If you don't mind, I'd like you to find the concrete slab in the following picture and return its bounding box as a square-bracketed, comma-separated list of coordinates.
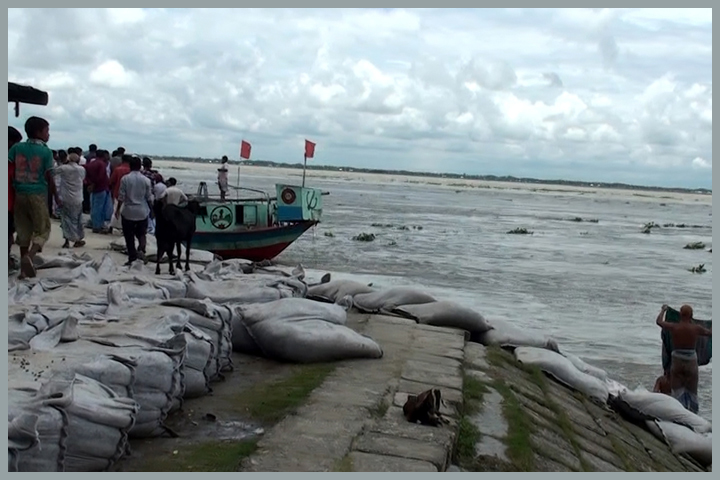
[474, 435, 508, 463]
[367, 314, 418, 327]
[581, 450, 624, 472]
[530, 428, 582, 471]
[353, 432, 449, 470]
[371, 406, 456, 447]
[470, 387, 508, 439]
[465, 369, 492, 383]
[397, 379, 463, 404]
[573, 434, 625, 470]
[513, 391, 557, 424]
[404, 359, 462, 378]
[503, 375, 546, 403]
[408, 352, 463, 368]
[534, 453, 574, 472]
[400, 365, 463, 391]
[348, 451, 438, 472]
[571, 421, 615, 454]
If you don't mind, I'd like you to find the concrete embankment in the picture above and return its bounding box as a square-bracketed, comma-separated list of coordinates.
[110, 311, 707, 473]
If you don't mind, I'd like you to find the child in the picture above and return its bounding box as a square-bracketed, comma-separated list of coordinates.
[9, 116, 60, 279]
[218, 155, 229, 200]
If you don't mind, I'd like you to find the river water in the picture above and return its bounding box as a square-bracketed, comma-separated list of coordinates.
[160, 161, 713, 420]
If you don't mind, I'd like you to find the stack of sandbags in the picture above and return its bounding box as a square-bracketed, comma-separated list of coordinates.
[347, 287, 437, 313]
[232, 298, 384, 363]
[391, 300, 492, 335]
[184, 271, 307, 305]
[478, 318, 560, 352]
[8, 372, 138, 472]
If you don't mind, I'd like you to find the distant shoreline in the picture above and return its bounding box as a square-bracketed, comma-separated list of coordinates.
[153, 159, 712, 205]
[147, 156, 711, 195]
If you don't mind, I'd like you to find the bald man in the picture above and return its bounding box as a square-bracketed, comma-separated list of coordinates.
[655, 304, 712, 413]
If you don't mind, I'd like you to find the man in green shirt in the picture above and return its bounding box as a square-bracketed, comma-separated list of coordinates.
[8, 116, 61, 279]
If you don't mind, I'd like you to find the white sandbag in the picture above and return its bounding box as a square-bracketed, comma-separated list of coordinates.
[479, 319, 560, 352]
[562, 352, 608, 381]
[233, 298, 382, 363]
[185, 272, 305, 304]
[110, 236, 217, 264]
[8, 413, 40, 472]
[249, 319, 383, 363]
[646, 420, 712, 467]
[617, 389, 712, 434]
[9, 373, 138, 472]
[392, 301, 491, 334]
[514, 347, 609, 404]
[231, 298, 348, 356]
[350, 287, 437, 313]
[33, 251, 94, 270]
[307, 279, 376, 303]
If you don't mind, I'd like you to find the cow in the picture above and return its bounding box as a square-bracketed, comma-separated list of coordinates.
[153, 198, 202, 275]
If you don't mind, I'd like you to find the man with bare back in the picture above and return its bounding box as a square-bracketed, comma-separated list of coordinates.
[655, 304, 712, 413]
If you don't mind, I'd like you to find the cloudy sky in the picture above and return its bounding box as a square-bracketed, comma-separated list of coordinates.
[7, 8, 712, 188]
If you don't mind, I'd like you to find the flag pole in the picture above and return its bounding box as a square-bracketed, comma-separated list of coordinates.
[302, 154, 307, 188]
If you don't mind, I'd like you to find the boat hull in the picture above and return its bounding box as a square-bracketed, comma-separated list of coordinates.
[191, 220, 317, 262]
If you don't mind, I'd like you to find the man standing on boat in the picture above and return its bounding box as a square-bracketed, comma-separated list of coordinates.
[115, 156, 153, 266]
[9, 116, 61, 279]
[218, 155, 229, 200]
[655, 304, 712, 413]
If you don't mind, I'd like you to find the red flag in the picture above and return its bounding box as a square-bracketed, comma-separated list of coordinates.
[304, 139, 316, 159]
[240, 140, 252, 160]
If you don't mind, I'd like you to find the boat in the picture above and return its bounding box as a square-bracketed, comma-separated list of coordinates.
[190, 181, 327, 262]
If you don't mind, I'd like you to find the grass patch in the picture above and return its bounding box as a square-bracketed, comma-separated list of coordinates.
[492, 381, 536, 471]
[453, 373, 489, 468]
[332, 455, 354, 472]
[232, 364, 335, 424]
[138, 439, 259, 472]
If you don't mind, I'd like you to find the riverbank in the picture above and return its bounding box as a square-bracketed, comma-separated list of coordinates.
[152, 159, 712, 206]
[9, 225, 710, 472]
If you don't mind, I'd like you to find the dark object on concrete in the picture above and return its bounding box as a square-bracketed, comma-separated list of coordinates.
[8, 82, 49, 117]
[403, 389, 449, 427]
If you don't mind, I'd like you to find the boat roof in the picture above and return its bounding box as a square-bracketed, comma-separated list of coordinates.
[8, 82, 49, 106]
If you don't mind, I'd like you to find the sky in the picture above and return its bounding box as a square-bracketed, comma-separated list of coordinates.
[7, 8, 713, 189]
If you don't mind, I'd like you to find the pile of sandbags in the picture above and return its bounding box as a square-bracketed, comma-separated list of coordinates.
[8, 372, 138, 472]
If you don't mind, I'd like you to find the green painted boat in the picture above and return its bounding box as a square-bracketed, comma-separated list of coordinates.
[190, 181, 326, 261]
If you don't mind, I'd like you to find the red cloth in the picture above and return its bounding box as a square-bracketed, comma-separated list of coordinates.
[9, 162, 15, 212]
[109, 163, 130, 199]
[85, 158, 110, 193]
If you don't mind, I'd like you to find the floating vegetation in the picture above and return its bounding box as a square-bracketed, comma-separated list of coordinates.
[397, 225, 410, 231]
[587, 218, 599, 223]
[371, 223, 394, 228]
[579, 231, 589, 236]
[663, 223, 706, 229]
[507, 228, 533, 235]
[352, 233, 376, 242]
[387, 240, 397, 246]
[689, 264, 706, 274]
[570, 217, 583, 222]
[684, 242, 706, 250]
[641, 222, 661, 234]
[323, 231, 335, 238]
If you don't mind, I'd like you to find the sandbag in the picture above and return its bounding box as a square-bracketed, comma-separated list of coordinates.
[233, 298, 382, 363]
[478, 319, 560, 352]
[562, 352, 608, 381]
[8, 413, 40, 472]
[646, 420, 712, 467]
[9, 373, 138, 472]
[616, 389, 712, 434]
[350, 287, 437, 313]
[307, 279, 375, 303]
[514, 347, 609, 404]
[185, 273, 303, 304]
[248, 318, 384, 363]
[33, 251, 94, 270]
[392, 300, 491, 334]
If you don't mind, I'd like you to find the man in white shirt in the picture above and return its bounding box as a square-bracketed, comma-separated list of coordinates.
[55, 153, 87, 248]
[160, 177, 188, 207]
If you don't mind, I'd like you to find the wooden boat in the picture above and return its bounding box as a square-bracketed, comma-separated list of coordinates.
[190, 182, 326, 261]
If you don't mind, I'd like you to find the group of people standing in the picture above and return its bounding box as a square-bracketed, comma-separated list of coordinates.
[9, 116, 188, 278]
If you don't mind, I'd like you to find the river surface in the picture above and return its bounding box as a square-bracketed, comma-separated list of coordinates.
[159, 161, 713, 420]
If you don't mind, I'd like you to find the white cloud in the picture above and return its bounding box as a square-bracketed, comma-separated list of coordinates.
[7, 8, 712, 188]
